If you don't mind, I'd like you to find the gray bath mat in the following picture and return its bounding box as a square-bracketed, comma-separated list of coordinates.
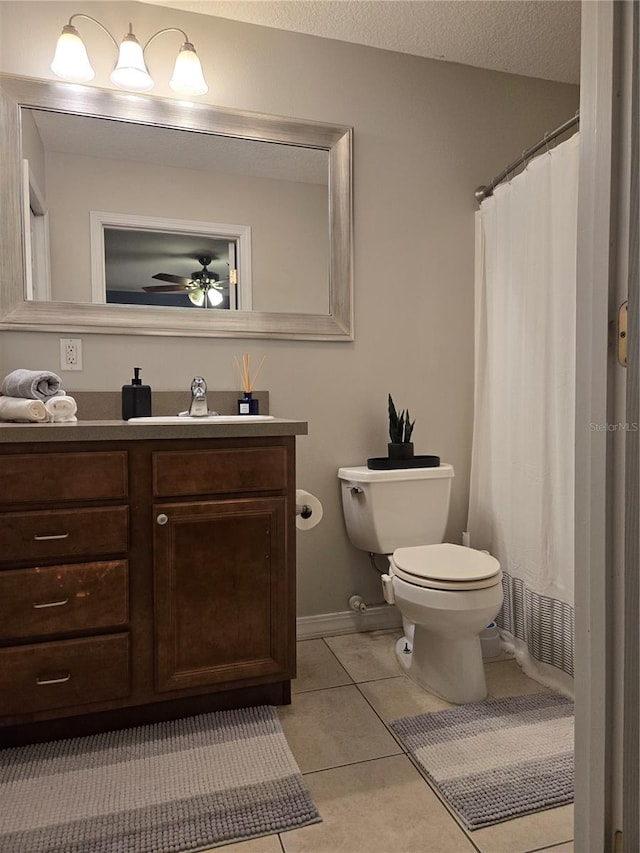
[391, 692, 574, 829]
[0, 705, 320, 852]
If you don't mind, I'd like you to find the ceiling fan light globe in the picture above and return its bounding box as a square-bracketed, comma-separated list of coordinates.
[187, 288, 205, 307]
[207, 288, 224, 307]
[169, 43, 208, 97]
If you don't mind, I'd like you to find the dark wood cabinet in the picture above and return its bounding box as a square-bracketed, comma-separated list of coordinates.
[0, 633, 131, 716]
[0, 559, 129, 640]
[0, 434, 297, 745]
[154, 496, 291, 692]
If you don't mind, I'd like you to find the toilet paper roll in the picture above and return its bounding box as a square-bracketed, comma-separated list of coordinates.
[295, 489, 323, 531]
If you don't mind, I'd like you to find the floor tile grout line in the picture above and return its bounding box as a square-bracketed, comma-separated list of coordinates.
[291, 679, 408, 702]
[352, 673, 407, 686]
[319, 636, 358, 683]
[400, 748, 484, 853]
[352, 679, 410, 753]
[357, 677, 574, 853]
[292, 680, 354, 696]
[349, 673, 486, 851]
[525, 840, 574, 852]
[292, 672, 404, 695]
[423, 765, 571, 853]
[310, 636, 495, 849]
[299, 750, 406, 778]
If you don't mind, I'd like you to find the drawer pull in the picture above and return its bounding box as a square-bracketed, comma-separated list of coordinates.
[33, 598, 69, 610]
[33, 533, 70, 541]
[36, 672, 71, 686]
[156, 513, 169, 526]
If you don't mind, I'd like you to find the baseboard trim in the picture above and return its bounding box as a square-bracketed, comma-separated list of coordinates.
[296, 604, 402, 640]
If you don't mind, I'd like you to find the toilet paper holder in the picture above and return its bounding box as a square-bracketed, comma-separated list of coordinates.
[295, 489, 323, 530]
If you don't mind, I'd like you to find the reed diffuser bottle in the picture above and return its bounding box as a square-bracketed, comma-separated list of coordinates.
[234, 353, 265, 415]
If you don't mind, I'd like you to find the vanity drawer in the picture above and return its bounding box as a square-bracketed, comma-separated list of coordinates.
[0, 451, 128, 506]
[0, 560, 129, 640]
[0, 633, 130, 716]
[0, 506, 129, 563]
[153, 446, 288, 497]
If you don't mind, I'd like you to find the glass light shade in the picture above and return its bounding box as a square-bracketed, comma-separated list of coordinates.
[187, 289, 205, 307]
[207, 288, 224, 307]
[110, 33, 154, 92]
[169, 43, 208, 96]
[50, 25, 95, 83]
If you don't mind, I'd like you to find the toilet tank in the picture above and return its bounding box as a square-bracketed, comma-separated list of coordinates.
[338, 464, 454, 554]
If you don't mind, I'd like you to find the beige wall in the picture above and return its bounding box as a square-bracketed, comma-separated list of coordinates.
[0, 1, 579, 619]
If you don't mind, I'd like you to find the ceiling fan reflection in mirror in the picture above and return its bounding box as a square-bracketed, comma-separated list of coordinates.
[144, 255, 230, 308]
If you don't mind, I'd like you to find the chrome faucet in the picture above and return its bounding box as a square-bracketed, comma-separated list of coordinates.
[177, 377, 219, 417]
[189, 376, 209, 417]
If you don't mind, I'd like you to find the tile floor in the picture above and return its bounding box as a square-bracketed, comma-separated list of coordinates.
[219, 630, 574, 853]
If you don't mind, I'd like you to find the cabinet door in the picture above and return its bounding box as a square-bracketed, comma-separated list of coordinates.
[154, 497, 293, 693]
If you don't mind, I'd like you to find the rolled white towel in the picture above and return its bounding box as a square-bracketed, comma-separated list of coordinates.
[0, 395, 52, 422]
[1, 368, 63, 401]
[44, 395, 78, 423]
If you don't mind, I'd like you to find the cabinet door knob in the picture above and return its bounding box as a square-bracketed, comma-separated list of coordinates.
[156, 513, 169, 525]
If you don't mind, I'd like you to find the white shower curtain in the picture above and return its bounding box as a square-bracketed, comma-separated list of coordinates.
[468, 133, 579, 697]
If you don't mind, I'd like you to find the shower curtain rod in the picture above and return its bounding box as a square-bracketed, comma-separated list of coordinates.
[474, 112, 580, 203]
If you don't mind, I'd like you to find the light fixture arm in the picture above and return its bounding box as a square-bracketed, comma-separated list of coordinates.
[66, 13, 119, 51]
[143, 27, 191, 53]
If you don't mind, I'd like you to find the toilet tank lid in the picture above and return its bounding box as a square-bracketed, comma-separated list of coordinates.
[338, 463, 454, 483]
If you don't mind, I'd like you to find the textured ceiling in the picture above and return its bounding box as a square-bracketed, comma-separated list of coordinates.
[142, 0, 581, 84]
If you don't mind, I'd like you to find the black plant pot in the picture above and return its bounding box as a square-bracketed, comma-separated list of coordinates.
[388, 442, 414, 460]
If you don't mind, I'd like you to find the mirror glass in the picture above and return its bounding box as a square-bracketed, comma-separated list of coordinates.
[0, 76, 352, 340]
[23, 108, 329, 314]
[104, 228, 239, 310]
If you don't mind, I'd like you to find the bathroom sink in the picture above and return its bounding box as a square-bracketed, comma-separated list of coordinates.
[127, 415, 275, 424]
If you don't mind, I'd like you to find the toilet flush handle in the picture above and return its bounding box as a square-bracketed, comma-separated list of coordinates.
[381, 574, 395, 604]
[347, 482, 363, 495]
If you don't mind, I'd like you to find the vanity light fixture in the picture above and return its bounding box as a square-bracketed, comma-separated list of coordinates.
[50, 15, 208, 96]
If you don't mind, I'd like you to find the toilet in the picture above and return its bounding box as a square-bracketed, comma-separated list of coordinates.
[338, 464, 503, 704]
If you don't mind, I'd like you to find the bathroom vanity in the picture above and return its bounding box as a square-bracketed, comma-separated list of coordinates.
[0, 418, 307, 745]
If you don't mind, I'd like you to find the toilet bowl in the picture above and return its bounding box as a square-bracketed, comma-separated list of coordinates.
[338, 465, 504, 704]
[382, 543, 503, 703]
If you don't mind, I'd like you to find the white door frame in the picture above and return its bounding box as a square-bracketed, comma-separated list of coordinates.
[620, 1, 640, 848]
[575, 1, 637, 849]
[89, 211, 253, 310]
[21, 159, 51, 302]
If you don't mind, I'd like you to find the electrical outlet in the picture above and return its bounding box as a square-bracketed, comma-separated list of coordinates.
[60, 338, 83, 371]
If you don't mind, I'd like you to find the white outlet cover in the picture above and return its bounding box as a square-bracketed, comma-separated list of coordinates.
[60, 338, 83, 371]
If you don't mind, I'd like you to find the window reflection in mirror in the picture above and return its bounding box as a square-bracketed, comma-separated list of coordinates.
[88, 213, 253, 310]
[103, 227, 238, 309]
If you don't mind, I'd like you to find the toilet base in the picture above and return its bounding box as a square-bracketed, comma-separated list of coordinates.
[395, 627, 488, 704]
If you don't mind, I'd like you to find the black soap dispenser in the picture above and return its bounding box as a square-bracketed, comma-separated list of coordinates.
[122, 367, 152, 420]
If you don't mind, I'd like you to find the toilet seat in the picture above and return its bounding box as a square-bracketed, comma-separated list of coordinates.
[391, 543, 502, 591]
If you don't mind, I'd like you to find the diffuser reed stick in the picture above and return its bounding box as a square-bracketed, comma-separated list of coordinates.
[234, 353, 266, 393]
